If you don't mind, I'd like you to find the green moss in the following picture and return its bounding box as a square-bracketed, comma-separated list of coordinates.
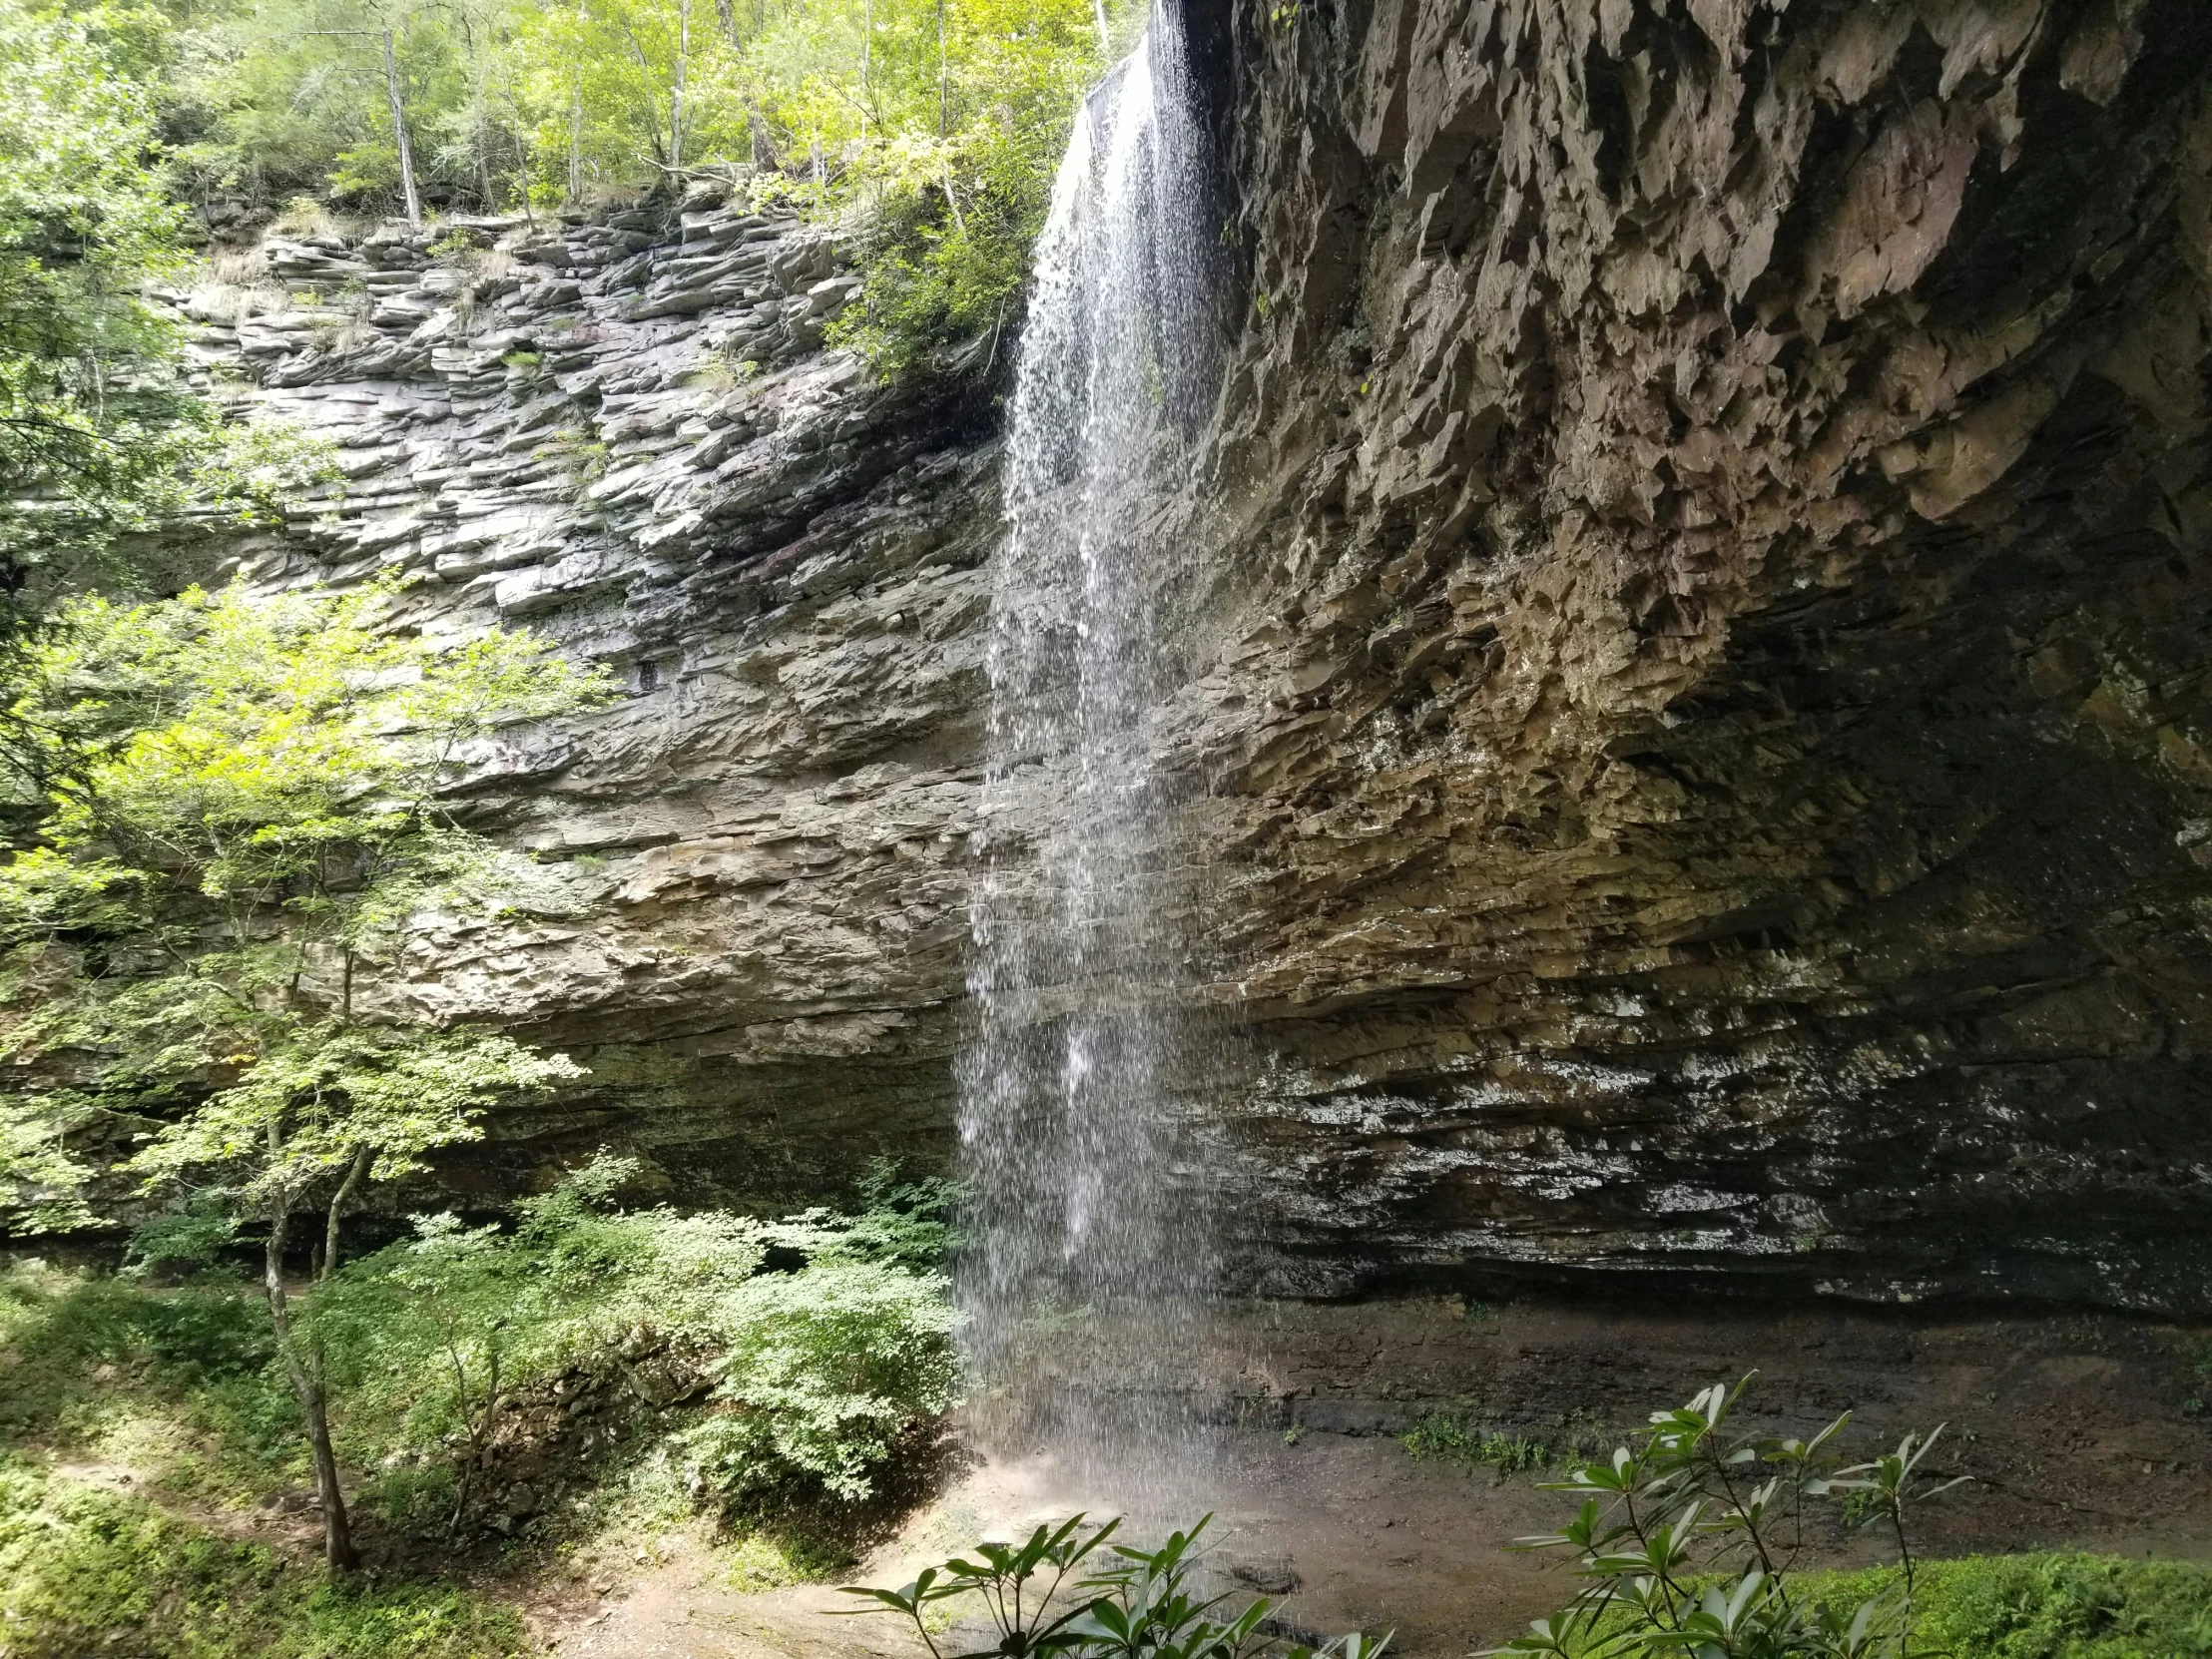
[0, 1460, 532, 1659]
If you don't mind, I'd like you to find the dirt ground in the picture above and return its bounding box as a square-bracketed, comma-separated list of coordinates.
[535, 1293, 2212, 1659]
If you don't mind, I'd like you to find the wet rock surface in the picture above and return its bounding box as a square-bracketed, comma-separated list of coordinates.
[216, 0, 2212, 1311]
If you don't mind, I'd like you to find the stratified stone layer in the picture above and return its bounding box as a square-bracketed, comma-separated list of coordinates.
[198, 198, 997, 1208]
[1186, 0, 2212, 1307]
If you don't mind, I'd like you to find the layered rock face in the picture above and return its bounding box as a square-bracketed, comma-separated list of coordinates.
[199, 200, 999, 1208]
[219, 0, 2212, 1310]
[1188, 0, 2212, 1307]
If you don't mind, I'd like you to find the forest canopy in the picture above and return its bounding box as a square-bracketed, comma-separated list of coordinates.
[163, 0, 1120, 221]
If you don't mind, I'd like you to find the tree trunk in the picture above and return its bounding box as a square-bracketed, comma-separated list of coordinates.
[322, 1146, 372, 1280]
[382, 29, 423, 229]
[747, 102, 777, 170]
[936, 0, 947, 137]
[671, 0, 689, 172]
[267, 1203, 358, 1573]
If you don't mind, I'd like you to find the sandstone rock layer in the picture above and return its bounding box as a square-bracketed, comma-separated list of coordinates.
[1192, 0, 2212, 1308]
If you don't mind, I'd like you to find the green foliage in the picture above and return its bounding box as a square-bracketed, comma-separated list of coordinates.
[1398, 1413, 1549, 1476]
[160, 0, 1127, 372]
[0, 577, 615, 1237]
[304, 1154, 960, 1531]
[842, 1512, 1387, 1659]
[0, 1095, 103, 1233]
[1495, 1377, 1966, 1659]
[0, 1258, 291, 1476]
[0, 0, 327, 596]
[815, 0, 1113, 375]
[167, 0, 1121, 215]
[1791, 1553, 2212, 1659]
[0, 1456, 534, 1659]
[0, 577, 611, 1567]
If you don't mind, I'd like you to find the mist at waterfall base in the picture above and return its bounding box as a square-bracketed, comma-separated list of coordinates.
[954, 7, 1230, 1518]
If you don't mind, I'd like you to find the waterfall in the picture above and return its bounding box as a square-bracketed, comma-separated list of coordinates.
[956, 7, 1222, 1511]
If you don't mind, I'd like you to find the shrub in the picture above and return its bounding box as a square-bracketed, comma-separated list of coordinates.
[842, 1513, 1386, 1659]
[305, 1156, 959, 1534]
[1496, 1376, 1963, 1658]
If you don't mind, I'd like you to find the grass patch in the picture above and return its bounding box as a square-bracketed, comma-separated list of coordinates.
[0, 1260, 300, 1496]
[1801, 1554, 2212, 1659]
[1557, 1556, 2212, 1658]
[0, 1458, 532, 1659]
[1398, 1411, 1550, 1476]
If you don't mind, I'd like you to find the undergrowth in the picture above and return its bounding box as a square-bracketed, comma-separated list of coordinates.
[0, 1458, 530, 1659]
[1398, 1411, 1551, 1476]
[0, 1261, 301, 1499]
[304, 1154, 959, 1540]
[1799, 1554, 2212, 1659]
[0, 1159, 959, 1647]
[1561, 1555, 2212, 1659]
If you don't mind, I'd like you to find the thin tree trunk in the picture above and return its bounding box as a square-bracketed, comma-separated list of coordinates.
[621, 27, 669, 165]
[267, 1200, 358, 1572]
[671, 0, 690, 172]
[859, 0, 871, 139]
[515, 118, 536, 223]
[936, 0, 947, 136]
[322, 1146, 372, 1279]
[382, 29, 423, 229]
[569, 80, 585, 201]
[716, 0, 736, 45]
[1091, 0, 1108, 54]
[569, 0, 587, 202]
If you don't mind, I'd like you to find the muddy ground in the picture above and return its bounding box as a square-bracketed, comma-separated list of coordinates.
[541, 1293, 2212, 1658]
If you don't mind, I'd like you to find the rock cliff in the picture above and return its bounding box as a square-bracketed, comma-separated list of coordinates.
[214, 0, 2212, 1311]
[1192, 0, 2212, 1309]
[193, 198, 999, 1208]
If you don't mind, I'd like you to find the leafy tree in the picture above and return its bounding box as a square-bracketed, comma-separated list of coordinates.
[163, 0, 1123, 370]
[0, 0, 324, 602]
[0, 577, 615, 1571]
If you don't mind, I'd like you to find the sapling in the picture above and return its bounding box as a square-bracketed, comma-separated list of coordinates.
[1494, 1375, 1967, 1659]
[0, 578, 613, 1570]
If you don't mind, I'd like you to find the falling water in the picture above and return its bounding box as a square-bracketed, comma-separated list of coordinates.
[956, 7, 1222, 1512]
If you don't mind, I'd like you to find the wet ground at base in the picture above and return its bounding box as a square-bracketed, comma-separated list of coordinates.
[538, 1294, 2212, 1659]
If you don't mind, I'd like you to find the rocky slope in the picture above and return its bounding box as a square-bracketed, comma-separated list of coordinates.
[215, 0, 2212, 1311]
